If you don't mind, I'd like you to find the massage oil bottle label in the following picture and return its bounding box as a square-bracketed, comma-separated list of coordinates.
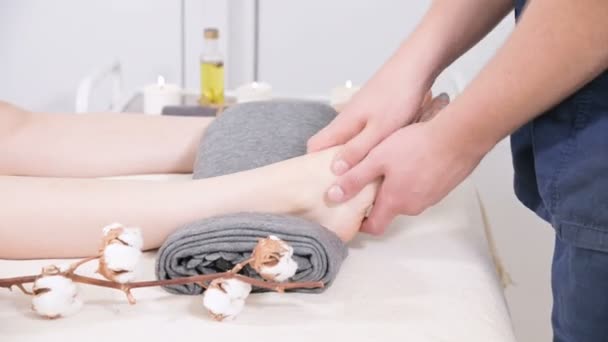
[200, 61, 224, 105]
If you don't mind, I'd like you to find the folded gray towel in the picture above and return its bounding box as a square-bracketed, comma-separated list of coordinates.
[155, 212, 348, 294]
[156, 100, 347, 294]
[161, 105, 219, 117]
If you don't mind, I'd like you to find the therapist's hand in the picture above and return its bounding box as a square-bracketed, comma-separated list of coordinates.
[326, 113, 485, 235]
[307, 62, 432, 175]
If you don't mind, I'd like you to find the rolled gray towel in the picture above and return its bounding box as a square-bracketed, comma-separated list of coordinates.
[155, 212, 347, 294]
[156, 100, 347, 294]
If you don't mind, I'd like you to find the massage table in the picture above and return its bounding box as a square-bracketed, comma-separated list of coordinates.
[0, 175, 516, 341]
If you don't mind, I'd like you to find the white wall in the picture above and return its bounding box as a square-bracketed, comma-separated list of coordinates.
[0, 0, 183, 112]
[257, 0, 427, 97]
[248, 1, 554, 341]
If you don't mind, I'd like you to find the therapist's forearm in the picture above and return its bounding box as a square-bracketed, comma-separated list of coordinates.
[433, 0, 608, 154]
[385, 0, 513, 86]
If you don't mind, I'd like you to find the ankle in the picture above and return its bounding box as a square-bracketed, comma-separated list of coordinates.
[294, 148, 341, 213]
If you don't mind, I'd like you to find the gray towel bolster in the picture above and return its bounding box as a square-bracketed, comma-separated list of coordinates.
[194, 100, 338, 178]
[156, 212, 348, 294]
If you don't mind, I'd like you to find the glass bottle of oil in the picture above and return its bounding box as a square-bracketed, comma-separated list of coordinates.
[200, 28, 224, 105]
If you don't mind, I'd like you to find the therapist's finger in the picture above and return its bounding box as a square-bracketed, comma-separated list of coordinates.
[412, 90, 434, 122]
[360, 188, 397, 235]
[421, 90, 433, 108]
[327, 151, 383, 203]
[418, 93, 450, 122]
[330, 122, 388, 176]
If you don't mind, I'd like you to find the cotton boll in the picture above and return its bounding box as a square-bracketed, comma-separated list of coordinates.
[32, 291, 83, 319]
[98, 223, 143, 283]
[116, 227, 143, 250]
[102, 223, 143, 250]
[221, 278, 252, 299]
[259, 252, 298, 282]
[99, 244, 141, 283]
[33, 275, 77, 298]
[104, 244, 141, 271]
[202, 278, 251, 321]
[251, 236, 299, 282]
[31, 275, 82, 319]
[203, 288, 244, 321]
[100, 243, 141, 283]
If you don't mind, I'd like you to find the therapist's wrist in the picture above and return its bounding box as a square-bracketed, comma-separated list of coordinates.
[386, 45, 441, 92]
[387, 23, 457, 89]
[429, 105, 498, 163]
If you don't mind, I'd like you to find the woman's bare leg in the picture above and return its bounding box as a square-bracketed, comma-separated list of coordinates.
[0, 147, 378, 259]
[0, 101, 212, 177]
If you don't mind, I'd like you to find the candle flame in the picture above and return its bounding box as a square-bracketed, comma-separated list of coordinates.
[157, 75, 166, 88]
[345, 80, 353, 88]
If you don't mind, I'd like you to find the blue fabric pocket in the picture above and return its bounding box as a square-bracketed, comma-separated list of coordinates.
[532, 77, 608, 251]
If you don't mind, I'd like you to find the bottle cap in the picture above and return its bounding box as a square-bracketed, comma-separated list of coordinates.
[204, 28, 219, 40]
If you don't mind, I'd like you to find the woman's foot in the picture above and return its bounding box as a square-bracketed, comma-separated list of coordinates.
[289, 147, 380, 242]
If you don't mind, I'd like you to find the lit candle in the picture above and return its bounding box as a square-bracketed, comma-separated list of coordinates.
[143, 76, 181, 114]
[330, 80, 360, 106]
[235, 81, 273, 103]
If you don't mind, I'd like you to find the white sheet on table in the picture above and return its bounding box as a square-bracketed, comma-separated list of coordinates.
[0, 177, 515, 342]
